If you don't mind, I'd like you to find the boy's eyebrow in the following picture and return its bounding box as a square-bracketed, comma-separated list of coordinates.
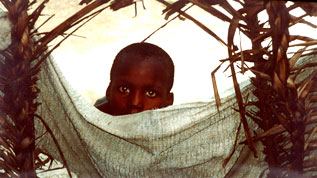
[144, 83, 164, 91]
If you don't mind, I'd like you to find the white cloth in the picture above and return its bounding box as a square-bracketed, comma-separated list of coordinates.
[33, 52, 269, 177]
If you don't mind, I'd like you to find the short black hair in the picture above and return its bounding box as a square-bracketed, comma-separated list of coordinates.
[110, 42, 174, 91]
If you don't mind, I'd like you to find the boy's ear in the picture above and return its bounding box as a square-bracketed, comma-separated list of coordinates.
[106, 82, 112, 99]
[166, 92, 174, 106]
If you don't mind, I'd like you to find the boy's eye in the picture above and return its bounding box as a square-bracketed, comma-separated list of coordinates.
[118, 86, 130, 93]
[145, 90, 157, 97]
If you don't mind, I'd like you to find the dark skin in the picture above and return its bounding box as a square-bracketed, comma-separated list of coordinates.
[97, 57, 174, 115]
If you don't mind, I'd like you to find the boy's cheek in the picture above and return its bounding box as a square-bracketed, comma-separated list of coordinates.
[113, 97, 128, 107]
[110, 101, 129, 115]
[109, 95, 127, 108]
[144, 98, 165, 110]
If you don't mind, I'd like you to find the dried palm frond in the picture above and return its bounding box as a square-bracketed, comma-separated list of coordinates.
[1, 0, 316, 177]
[0, 0, 111, 177]
[110, 0, 145, 17]
[157, 0, 317, 177]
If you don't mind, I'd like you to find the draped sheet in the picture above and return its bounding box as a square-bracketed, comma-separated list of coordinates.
[35, 57, 266, 178]
[0, 11, 269, 177]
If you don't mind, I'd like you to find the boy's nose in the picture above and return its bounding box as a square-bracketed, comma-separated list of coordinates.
[128, 91, 143, 110]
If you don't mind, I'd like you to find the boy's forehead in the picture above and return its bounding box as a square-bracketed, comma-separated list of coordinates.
[116, 58, 165, 72]
[113, 60, 168, 81]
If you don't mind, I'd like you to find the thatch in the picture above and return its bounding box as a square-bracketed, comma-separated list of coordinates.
[0, 0, 316, 177]
[158, 0, 317, 177]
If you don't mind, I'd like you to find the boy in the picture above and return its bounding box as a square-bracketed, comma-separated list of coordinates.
[95, 42, 174, 115]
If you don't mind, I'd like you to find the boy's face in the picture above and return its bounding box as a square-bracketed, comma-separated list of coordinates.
[106, 58, 173, 115]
